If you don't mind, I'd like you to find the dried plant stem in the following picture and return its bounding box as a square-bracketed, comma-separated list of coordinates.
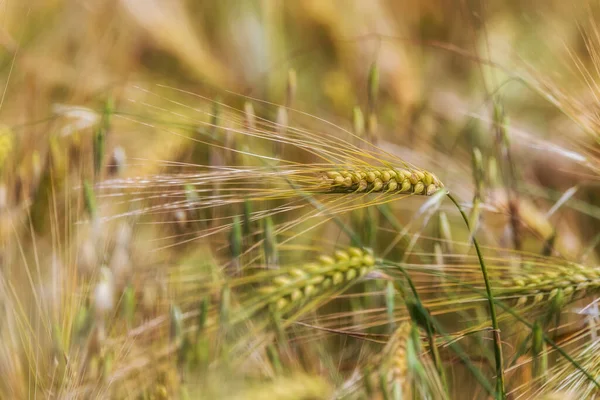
[446, 192, 505, 399]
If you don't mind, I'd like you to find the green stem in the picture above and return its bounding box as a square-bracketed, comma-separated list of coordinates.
[395, 266, 490, 397]
[447, 192, 505, 399]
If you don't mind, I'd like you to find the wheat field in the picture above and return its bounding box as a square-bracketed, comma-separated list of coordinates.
[1, 1, 600, 399]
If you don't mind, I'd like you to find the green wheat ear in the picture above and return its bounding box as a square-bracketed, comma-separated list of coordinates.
[500, 262, 600, 307]
[258, 247, 376, 315]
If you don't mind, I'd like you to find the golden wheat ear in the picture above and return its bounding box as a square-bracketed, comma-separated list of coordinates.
[321, 167, 443, 195]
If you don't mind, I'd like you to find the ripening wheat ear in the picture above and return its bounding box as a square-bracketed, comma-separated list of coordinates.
[321, 166, 443, 195]
[256, 247, 376, 316]
[368, 322, 413, 398]
[394, 254, 600, 317]
[221, 247, 378, 331]
[498, 262, 600, 308]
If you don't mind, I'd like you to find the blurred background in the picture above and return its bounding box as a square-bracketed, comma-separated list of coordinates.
[1, 0, 600, 398]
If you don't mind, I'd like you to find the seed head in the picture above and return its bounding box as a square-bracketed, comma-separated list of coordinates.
[321, 167, 443, 195]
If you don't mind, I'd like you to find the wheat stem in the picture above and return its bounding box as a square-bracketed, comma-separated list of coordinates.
[447, 192, 505, 399]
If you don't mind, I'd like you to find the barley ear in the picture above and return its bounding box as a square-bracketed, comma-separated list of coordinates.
[258, 248, 376, 320]
[320, 166, 443, 196]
